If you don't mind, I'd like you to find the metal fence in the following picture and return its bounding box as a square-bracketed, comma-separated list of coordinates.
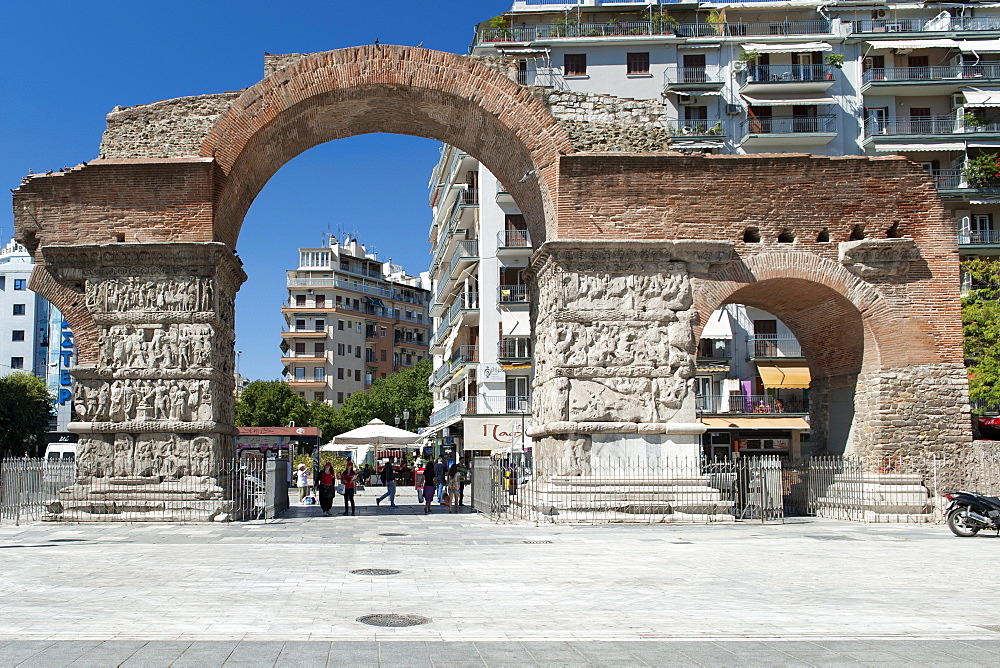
[470, 454, 784, 525]
[471, 448, 1000, 525]
[0, 457, 273, 524]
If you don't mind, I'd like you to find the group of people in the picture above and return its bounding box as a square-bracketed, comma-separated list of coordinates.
[294, 456, 467, 516]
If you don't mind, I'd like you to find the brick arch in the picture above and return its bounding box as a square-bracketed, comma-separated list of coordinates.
[693, 252, 938, 379]
[201, 46, 573, 249]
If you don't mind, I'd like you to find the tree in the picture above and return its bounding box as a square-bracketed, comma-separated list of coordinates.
[235, 380, 310, 427]
[962, 258, 1000, 406]
[327, 360, 433, 435]
[0, 372, 55, 458]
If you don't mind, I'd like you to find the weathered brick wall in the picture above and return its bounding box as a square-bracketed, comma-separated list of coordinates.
[99, 94, 241, 160]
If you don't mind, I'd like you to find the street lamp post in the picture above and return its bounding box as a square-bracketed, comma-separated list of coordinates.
[403, 409, 410, 432]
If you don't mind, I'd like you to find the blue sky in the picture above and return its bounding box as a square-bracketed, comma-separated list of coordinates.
[1, 0, 510, 381]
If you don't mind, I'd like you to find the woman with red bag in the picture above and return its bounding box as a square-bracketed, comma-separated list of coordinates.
[341, 460, 359, 515]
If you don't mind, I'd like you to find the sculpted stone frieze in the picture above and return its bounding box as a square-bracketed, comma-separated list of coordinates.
[97, 323, 224, 372]
[839, 238, 919, 278]
[86, 276, 215, 313]
[76, 432, 231, 478]
[74, 378, 220, 423]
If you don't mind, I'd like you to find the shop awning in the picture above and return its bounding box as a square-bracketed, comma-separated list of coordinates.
[701, 309, 733, 339]
[864, 39, 958, 51]
[703, 417, 810, 430]
[874, 143, 966, 152]
[742, 42, 832, 53]
[758, 364, 812, 389]
[963, 87, 1000, 107]
[742, 95, 837, 106]
[366, 296, 385, 307]
[958, 40, 1000, 54]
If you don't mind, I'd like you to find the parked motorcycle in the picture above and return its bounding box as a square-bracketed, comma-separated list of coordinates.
[943, 491, 1000, 537]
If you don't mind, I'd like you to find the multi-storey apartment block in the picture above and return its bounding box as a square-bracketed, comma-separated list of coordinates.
[281, 236, 431, 405]
[428, 0, 1000, 459]
[0, 238, 74, 433]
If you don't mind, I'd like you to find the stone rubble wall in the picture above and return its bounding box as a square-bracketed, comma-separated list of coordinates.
[541, 90, 674, 153]
[98, 93, 242, 159]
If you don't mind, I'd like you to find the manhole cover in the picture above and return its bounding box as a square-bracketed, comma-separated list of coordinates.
[379, 533, 407, 537]
[350, 568, 401, 576]
[523, 540, 552, 544]
[357, 614, 430, 627]
[807, 535, 858, 541]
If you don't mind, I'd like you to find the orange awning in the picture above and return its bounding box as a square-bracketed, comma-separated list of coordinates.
[758, 364, 811, 389]
[703, 417, 809, 430]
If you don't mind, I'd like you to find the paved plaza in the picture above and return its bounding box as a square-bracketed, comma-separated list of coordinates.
[1, 487, 999, 666]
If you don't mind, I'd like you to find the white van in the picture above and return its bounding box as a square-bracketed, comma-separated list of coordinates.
[44, 442, 76, 463]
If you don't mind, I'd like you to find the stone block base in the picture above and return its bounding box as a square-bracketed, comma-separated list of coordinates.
[815, 473, 933, 522]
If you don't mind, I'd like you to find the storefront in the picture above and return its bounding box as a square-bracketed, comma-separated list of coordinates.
[701, 417, 809, 460]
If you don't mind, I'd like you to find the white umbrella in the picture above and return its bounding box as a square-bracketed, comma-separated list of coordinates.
[322, 419, 421, 464]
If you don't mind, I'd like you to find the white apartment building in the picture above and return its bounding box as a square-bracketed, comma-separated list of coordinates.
[0, 238, 74, 435]
[281, 236, 431, 405]
[429, 0, 1000, 459]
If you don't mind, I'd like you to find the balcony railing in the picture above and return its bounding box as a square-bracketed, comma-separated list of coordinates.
[497, 230, 532, 249]
[430, 292, 479, 349]
[451, 345, 479, 367]
[660, 119, 725, 137]
[498, 285, 530, 304]
[365, 351, 377, 363]
[505, 395, 531, 413]
[430, 363, 452, 387]
[864, 115, 1000, 138]
[697, 394, 808, 414]
[931, 169, 964, 189]
[852, 17, 1000, 34]
[498, 337, 532, 360]
[959, 229, 1000, 244]
[478, 19, 831, 43]
[286, 276, 426, 305]
[741, 114, 836, 136]
[746, 335, 803, 358]
[742, 64, 834, 84]
[663, 66, 724, 86]
[863, 65, 1000, 85]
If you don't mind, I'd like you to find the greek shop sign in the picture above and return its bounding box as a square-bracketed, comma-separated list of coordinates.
[58, 319, 74, 405]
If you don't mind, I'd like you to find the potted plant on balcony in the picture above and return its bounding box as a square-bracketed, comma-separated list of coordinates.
[824, 53, 844, 79]
[707, 8, 725, 36]
[707, 121, 723, 135]
[965, 110, 983, 131]
[965, 153, 1000, 187]
[650, 11, 679, 35]
[486, 16, 512, 42]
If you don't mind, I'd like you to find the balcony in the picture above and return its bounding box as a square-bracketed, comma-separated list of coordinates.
[477, 19, 831, 44]
[663, 66, 725, 92]
[505, 395, 531, 414]
[365, 351, 378, 363]
[444, 239, 480, 284]
[863, 115, 1000, 143]
[498, 337, 532, 361]
[746, 336, 803, 359]
[430, 292, 480, 351]
[497, 230, 532, 251]
[660, 119, 726, 146]
[450, 345, 479, 368]
[959, 229, 1000, 245]
[428, 396, 479, 427]
[697, 394, 809, 414]
[739, 114, 837, 147]
[286, 275, 426, 306]
[430, 363, 452, 387]
[852, 17, 1000, 35]
[498, 285, 530, 305]
[862, 65, 1000, 95]
[740, 65, 835, 94]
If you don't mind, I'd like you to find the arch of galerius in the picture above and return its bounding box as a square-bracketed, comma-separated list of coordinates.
[12, 47, 970, 520]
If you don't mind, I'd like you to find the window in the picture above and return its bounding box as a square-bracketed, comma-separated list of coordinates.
[338, 320, 345, 331]
[337, 392, 344, 404]
[338, 367, 344, 380]
[337, 343, 345, 356]
[626, 52, 650, 75]
[12, 304, 25, 316]
[335, 295, 343, 305]
[12, 330, 24, 341]
[294, 342, 306, 356]
[10, 357, 23, 369]
[0, 276, 4, 290]
[381, 373, 387, 379]
[314, 342, 325, 355]
[380, 327, 387, 338]
[295, 294, 306, 306]
[294, 367, 305, 379]
[315, 294, 325, 308]
[314, 392, 325, 402]
[13, 279, 26, 291]
[347, 345, 352, 354]
[295, 319, 306, 331]
[299, 392, 306, 398]
[355, 369, 361, 382]
[356, 322, 362, 333]
[315, 319, 325, 332]
[314, 367, 325, 381]
[355, 347, 361, 358]
[381, 349, 386, 362]
[564, 53, 587, 76]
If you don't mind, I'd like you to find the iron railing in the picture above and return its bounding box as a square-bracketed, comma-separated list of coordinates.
[660, 119, 725, 136]
[852, 17, 1000, 34]
[697, 394, 807, 414]
[746, 335, 803, 358]
[479, 19, 831, 43]
[498, 337, 532, 360]
[863, 65, 1000, 84]
[864, 115, 1000, 137]
[498, 285, 530, 304]
[663, 66, 724, 86]
[497, 230, 532, 249]
[741, 114, 837, 136]
[742, 64, 834, 84]
[428, 396, 479, 426]
[451, 345, 479, 367]
[0, 457, 275, 524]
[959, 229, 1000, 244]
[674, 20, 832, 37]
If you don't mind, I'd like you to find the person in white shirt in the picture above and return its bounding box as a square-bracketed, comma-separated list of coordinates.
[296, 464, 312, 503]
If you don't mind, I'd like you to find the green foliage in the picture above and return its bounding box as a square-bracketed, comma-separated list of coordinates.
[965, 153, 1000, 187]
[962, 259, 1000, 404]
[294, 452, 348, 473]
[738, 50, 760, 63]
[0, 372, 55, 458]
[650, 11, 678, 33]
[332, 360, 433, 433]
[235, 380, 309, 428]
[487, 15, 508, 30]
[825, 53, 845, 69]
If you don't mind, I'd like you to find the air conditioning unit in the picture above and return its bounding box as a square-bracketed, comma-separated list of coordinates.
[678, 94, 697, 105]
[726, 103, 742, 115]
[732, 60, 747, 72]
[952, 93, 965, 109]
[875, 8, 888, 18]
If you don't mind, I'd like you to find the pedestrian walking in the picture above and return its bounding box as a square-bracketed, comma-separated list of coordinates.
[447, 463, 461, 513]
[341, 460, 358, 515]
[376, 457, 397, 507]
[317, 462, 337, 516]
[434, 456, 447, 503]
[422, 463, 436, 514]
[457, 459, 469, 506]
[361, 463, 373, 486]
[296, 464, 312, 503]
